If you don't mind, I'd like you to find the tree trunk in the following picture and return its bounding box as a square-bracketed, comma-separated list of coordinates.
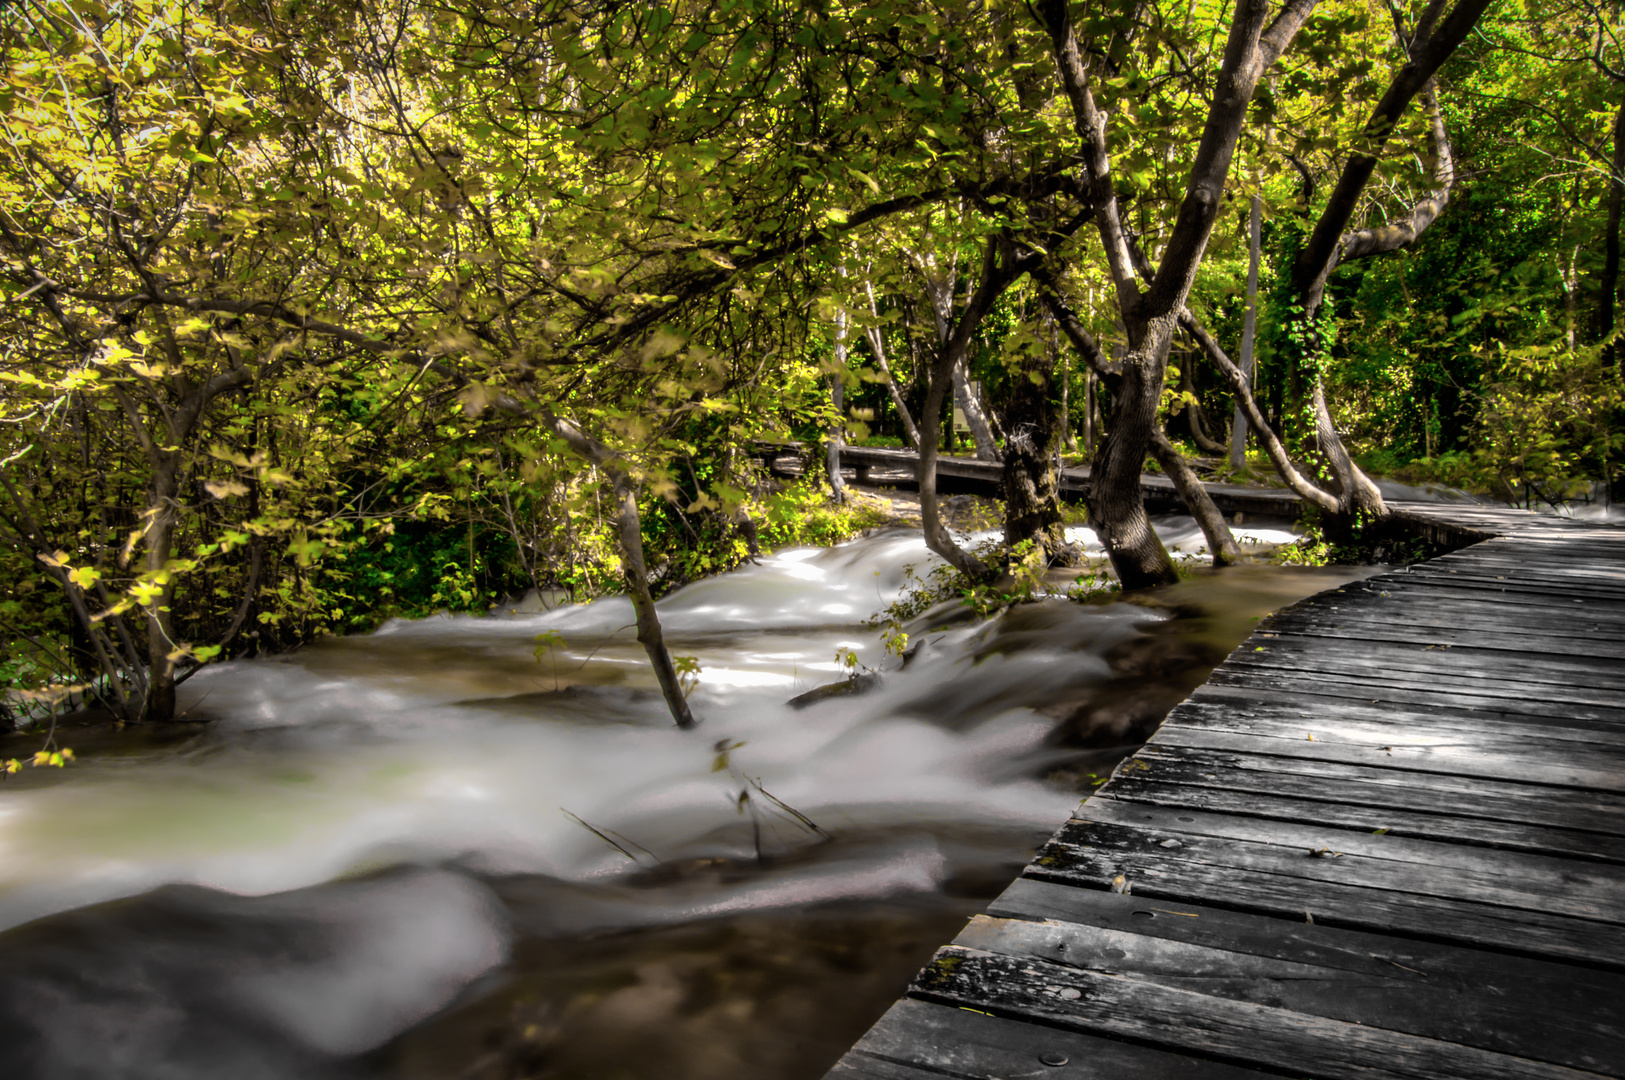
[1230, 192, 1263, 472]
[1601, 89, 1625, 377]
[921, 258, 1001, 463]
[1179, 356, 1227, 454]
[1312, 376, 1386, 519]
[611, 475, 697, 730]
[953, 360, 1001, 462]
[1150, 431, 1241, 567]
[1281, 0, 1493, 520]
[141, 463, 181, 721]
[1181, 310, 1342, 513]
[1036, 279, 1187, 587]
[916, 236, 1035, 581]
[534, 405, 697, 730]
[1083, 367, 1095, 452]
[1037, 0, 1286, 588]
[1001, 342, 1075, 565]
[1087, 324, 1182, 590]
[826, 309, 849, 502]
[864, 278, 921, 448]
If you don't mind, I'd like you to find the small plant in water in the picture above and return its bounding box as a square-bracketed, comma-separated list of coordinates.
[531, 630, 567, 690]
[673, 655, 702, 698]
[1065, 569, 1121, 604]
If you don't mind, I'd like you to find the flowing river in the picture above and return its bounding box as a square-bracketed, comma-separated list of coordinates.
[0, 519, 1374, 1079]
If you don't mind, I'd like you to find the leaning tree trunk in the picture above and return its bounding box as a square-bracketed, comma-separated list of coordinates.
[611, 474, 697, 730]
[1150, 430, 1241, 566]
[535, 405, 698, 730]
[1001, 341, 1076, 565]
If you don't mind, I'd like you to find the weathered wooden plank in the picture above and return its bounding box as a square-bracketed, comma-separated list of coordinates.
[1420, 556, 1625, 582]
[1103, 773, 1625, 862]
[1344, 580, 1625, 614]
[1075, 800, 1625, 918]
[1315, 578, 1625, 614]
[1413, 547, 1625, 569]
[1027, 823, 1625, 968]
[1269, 608, 1625, 646]
[1152, 720, 1625, 790]
[989, 877, 1625, 1009]
[825, 999, 1268, 1079]
[1235, 637, 1625, 695]
[1258, 612, 1625, 657]
[954, 905, 1625, 1073]
[1207, 666, 1625, 725]
[1243, 632, 1625, 690]
[1407, 554, 1625, 577]
[1310, 571, 1625, 604]
[911, 947, 1611, 1080]
[1179, 683, 1625, 743]
[1219, 655, 1625, 710]
[1118, 741, 1625, 838]
[1272, 602, 1625, 639]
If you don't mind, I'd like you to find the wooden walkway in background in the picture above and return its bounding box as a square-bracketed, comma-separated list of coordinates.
[824, 502, 1625, 1080]
[755, 442, 1305, 519]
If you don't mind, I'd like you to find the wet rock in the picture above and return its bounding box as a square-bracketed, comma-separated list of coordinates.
[787, 672, 881, 710]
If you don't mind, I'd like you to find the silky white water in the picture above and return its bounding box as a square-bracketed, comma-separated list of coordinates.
[0, 517, 1324, 1079]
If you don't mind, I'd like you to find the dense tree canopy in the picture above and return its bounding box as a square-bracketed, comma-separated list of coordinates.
[1, 0, 1619, 725]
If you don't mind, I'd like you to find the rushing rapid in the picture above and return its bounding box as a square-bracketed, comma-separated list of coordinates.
[0, 517, 1359, 1079]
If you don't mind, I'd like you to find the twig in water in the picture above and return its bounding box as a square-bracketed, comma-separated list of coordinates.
[561, 809, 659, 865]
[749, 777, 834, 841]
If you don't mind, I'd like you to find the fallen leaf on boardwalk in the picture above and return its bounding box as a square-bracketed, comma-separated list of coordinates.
[1110, 874, 1131, 894]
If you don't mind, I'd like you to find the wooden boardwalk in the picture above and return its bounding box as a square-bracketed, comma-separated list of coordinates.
[756, 442, 1305, 519]
[824, 502, 1625, 1080]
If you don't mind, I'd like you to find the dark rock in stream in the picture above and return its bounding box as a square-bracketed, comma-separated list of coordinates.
[787, 672, 881, 710]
